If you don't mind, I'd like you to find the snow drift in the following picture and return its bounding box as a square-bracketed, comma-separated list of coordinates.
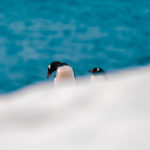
[0, 66, 150, 150]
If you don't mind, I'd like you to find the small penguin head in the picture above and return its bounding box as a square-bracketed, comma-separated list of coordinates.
[89, 67, 105, 75]
[47, 61, 61, 78]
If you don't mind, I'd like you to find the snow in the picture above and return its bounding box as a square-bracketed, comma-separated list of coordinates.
[0, 66, 150, 150]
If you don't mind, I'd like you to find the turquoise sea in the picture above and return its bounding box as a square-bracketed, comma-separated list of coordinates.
[0, 0, 150, 93]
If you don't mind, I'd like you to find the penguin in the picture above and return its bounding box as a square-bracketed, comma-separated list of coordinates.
[47, 61, 75, 86]
[89, 67, 105, 81]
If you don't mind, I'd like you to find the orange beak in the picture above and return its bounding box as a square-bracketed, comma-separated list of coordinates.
[47, 73, 50, 78]
[89, 70, 93, 73]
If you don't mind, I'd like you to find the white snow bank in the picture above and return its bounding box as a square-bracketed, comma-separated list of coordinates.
[0, 66, 150, 150]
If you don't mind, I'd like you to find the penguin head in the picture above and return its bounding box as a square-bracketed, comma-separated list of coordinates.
[47, 61, 61, 78]
[47, 61, 68, 78]
[89, 67, 105, 75]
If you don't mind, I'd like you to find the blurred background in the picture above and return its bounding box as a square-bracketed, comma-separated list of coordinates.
[0, 0, 150, 93]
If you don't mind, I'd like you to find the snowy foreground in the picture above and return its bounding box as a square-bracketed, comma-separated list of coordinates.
[0, 66, 150, 150]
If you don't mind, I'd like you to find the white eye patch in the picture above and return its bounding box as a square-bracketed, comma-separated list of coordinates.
[97, 68, 100, 71]
[48, 65, 51, 69]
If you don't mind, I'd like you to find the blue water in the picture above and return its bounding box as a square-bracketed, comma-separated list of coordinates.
[0, 0, 150, 93]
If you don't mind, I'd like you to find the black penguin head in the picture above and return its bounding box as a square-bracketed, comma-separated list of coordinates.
[47, 61, 61, 78]
[47, 61, 68, 78]
[89, 67, 105, 75]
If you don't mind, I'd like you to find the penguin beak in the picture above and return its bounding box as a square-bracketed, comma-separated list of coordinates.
[89, 70, 93, 73]
[47, 73, 50, 78]
[47, 68, 53, 78]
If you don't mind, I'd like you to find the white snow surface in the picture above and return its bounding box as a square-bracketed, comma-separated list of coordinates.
[0, 66, 150, 150]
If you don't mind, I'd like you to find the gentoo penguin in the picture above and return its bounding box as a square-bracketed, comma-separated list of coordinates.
[89, 67, 105, 81]
[47, 61, 75, 86]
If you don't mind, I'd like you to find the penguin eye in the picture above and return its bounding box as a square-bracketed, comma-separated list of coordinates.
[48, 65, 51, 69]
